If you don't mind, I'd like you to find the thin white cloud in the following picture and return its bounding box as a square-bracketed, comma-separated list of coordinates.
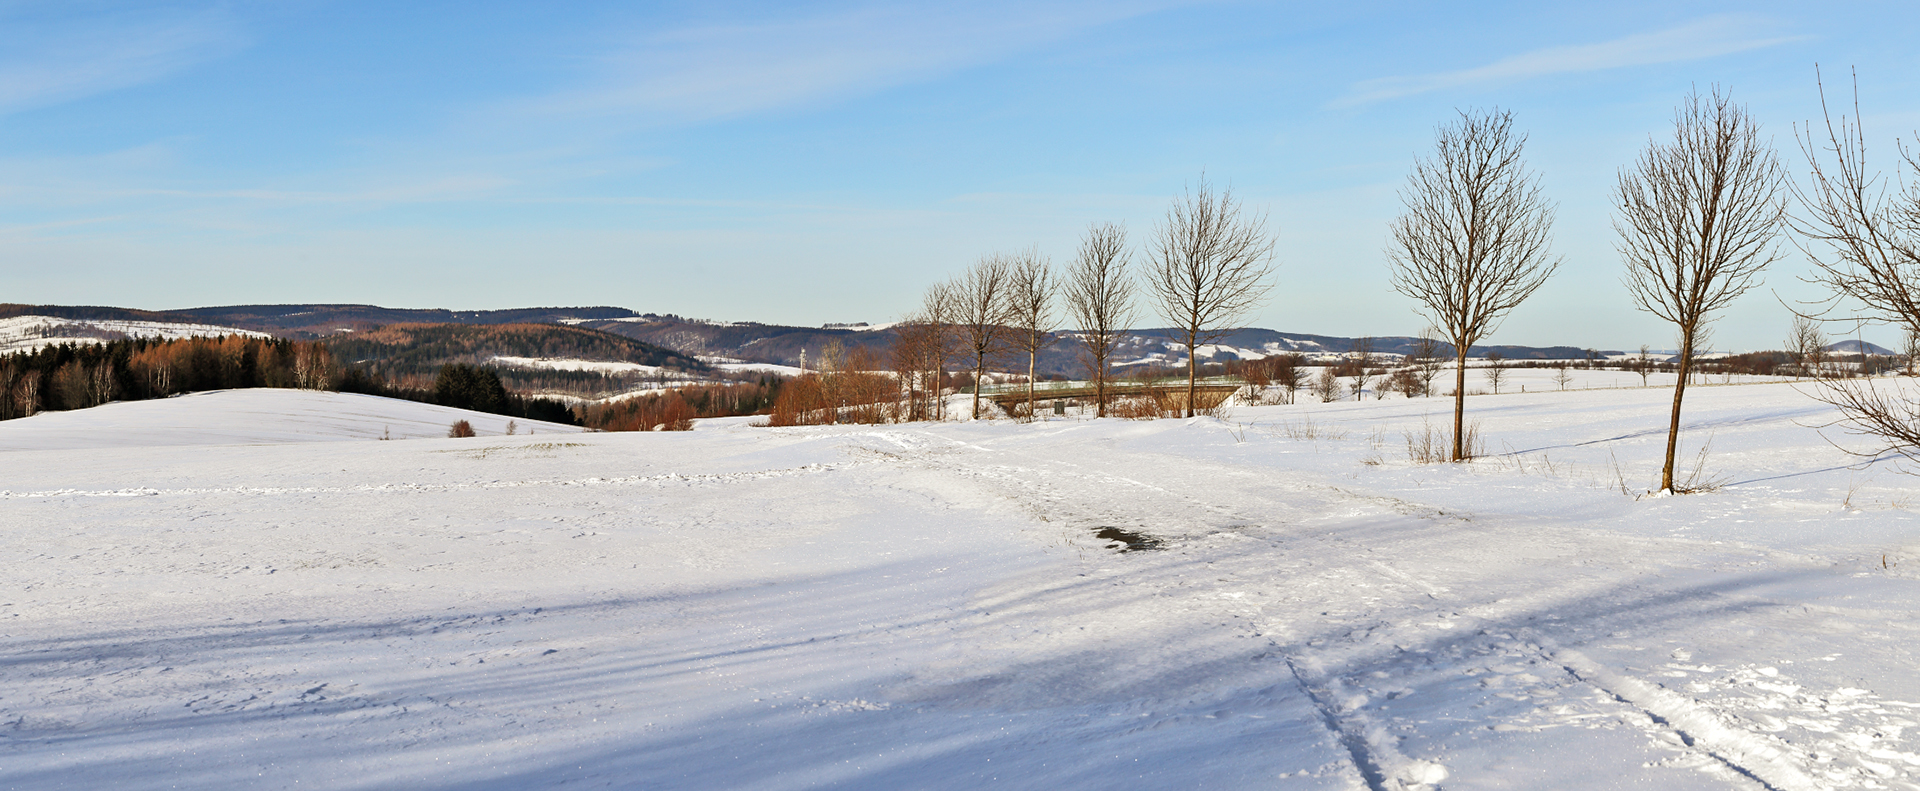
[524, 2, 1179, 123]
[1338, 15, 1803, 107]
[0, 8, 244, 115]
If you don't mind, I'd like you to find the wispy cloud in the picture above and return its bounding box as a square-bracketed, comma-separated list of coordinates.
[1337, 16, 1803, 107]
[523, 1, 1178, 123]
[0, 7, 244, 115]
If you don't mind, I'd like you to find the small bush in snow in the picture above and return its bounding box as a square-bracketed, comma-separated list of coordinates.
[448, 420, 476, 438]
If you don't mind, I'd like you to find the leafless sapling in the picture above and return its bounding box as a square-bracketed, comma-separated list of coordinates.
[1312, 365, 1341, 403]
[1632, 345, 1655, 386]
[1144, 177, 1277, 417]
[1411, 334, 1445, 396]
[1482, 350, 1507, 395]
[1006, 250, 1058, 421]
[1064, 222, 1136, 417]
[1616, 87, 1785, 492]
[1388, 109, 1561, 460]
[1275, 352, 1304, 404]
[953, 255, 1017, 420]
[1788, 315, 1828, 380]
[1346, 337, 1375, 400]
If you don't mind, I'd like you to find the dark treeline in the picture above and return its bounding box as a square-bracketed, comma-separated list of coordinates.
[328, 323, 702, 378]
[1, 336, 578, 426]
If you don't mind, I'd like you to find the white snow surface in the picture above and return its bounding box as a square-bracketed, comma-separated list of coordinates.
[0, 315, 266, 355]
[698, 355, 808, 377]
[0, 389, 581, 451]
[489, 355, 671, 376]
[3, 381, 1919, 789]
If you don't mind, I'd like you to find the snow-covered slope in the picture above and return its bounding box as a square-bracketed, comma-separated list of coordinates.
[1, 381, 1916, 789]
[0, 315, 266, 355]
[0, 389, 580, 451]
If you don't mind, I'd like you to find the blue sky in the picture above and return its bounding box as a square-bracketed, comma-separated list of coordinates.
[3, 1, 1917, 350]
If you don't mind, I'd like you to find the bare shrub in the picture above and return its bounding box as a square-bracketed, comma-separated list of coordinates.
[448, 420, 476, 438]
[1272, 416, 1347, 441]
[1405, 419, 1448, 464]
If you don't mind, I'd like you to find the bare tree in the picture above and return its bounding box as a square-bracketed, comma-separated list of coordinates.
[1787, 71, 1920, 461]
[892, 282, 959, 422]
[1631, 345, 1655, 387]
[1006, 250, 1058, 421]
[952, 255, 1017, 420]
[1275, 352, 1304, 403]
[1388, 109, 1561, 460]
[1551, 361, 1574, 391]
[1616, 87, 1785, 492]
[1411, 334, 1445, 396]
[1311, 365, 1341, 403]
[1787, 315, 1828, 380]
[1346, 337, 1374, 400]
[1144, 177, 1277, 417]
[1482, 350, 1507, 394]
[1064, 222, 1136, 417]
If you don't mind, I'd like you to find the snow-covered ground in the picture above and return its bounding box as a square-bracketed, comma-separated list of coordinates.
[2, 381, 1917, 789]
[0, 315, 266, 355]
[698, 355, 809, 378]
[0, 389, 581, 451]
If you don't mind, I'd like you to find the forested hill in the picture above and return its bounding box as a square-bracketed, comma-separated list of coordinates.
[165, 305, 641, 337]
[327, 323, 704, 378]
[0, 304, 643, 338]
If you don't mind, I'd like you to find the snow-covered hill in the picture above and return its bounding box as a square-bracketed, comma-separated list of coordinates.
[0, 389, 580, 451]
[1, 381, 1916, 789]
[0, 315, 265, 355]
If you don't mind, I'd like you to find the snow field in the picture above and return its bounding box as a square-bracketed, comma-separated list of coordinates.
[0, 389, 582, 451]
[1, 380, 1917, 789]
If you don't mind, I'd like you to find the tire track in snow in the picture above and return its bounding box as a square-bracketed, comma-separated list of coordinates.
[1520, 628, 1820, 791]
[846, 428, 1880, 788]
[1284, 654, 1448, 791]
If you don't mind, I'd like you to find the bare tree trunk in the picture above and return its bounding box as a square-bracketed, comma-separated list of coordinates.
[1661, 330, 1697, 491]
[1175, 335, 1190, 420]
[1452, 350, 1468, 460]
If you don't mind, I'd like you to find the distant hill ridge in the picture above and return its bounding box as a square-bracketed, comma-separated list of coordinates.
[0, 302, 1698, 377]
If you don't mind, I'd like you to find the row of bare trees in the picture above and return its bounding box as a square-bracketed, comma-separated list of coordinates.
[899, 179, 1277, 421]
[1387, 72, 1920, 491]
[880, 72, 1920, 492]
[1385, 88, 1784, 492]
